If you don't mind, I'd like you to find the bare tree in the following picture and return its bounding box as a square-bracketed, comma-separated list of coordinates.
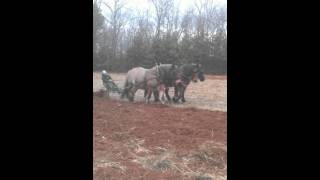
[150, 0, 175, 39]
[94, 0, 227, 74]
[103, 0, 130, 58]
[93, 0, 105, 69]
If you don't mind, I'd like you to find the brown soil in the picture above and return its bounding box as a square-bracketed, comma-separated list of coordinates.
[93, 97, 227, 180]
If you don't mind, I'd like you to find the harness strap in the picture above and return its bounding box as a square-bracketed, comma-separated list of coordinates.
[175, 79, 188, 88]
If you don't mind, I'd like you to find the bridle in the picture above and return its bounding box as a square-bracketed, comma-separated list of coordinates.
[155, 63, 162, 82]
[179, 66, 201, 83]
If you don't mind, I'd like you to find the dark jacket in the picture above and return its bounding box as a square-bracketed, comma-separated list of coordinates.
[102, 73, 111, 83]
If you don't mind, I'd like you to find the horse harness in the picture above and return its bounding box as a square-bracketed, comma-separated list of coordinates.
[125, 65, 163, 90]
[175, 68, 200, 88]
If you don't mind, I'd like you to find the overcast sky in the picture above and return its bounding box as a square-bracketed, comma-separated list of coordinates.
[100, 0, 227, 18]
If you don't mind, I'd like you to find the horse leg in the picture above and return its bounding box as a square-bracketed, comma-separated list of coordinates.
[144, 82, 151, 103]
[158, 84, 166, 104]
[181, 87, 186, 103]
[145, 87, 152, 104]
[121, 87, 127, 99]
[128, 86, 137, 102]
[120, 87, 127, 99]
[165, 87, 171, 101]
[144, 88, 155, 102]
[153, 89, 160, 102]
[144, 89, 147, 98]
[128, 92, 134, 102]
[148, 88, 153, 103]
[121, 82, 132, 99]
[173, 86, 178, 103]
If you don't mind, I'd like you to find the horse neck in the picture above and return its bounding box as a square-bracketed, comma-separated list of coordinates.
[179, 65, 193, 80]
[155, 65, 169, 78]
[146, 66, 161, 81]
[155, 66, 161, 78]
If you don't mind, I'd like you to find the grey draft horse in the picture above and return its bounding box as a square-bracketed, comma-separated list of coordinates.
[130, 63, 205, 103]
[145, 63, 205, 103]
[120, 63, 177, 104]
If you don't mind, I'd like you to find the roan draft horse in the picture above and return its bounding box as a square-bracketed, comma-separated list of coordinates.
[147, 63, 205, 103]
[121, 63, 177, 104]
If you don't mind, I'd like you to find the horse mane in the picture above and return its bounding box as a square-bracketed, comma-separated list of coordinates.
[180, 64, 194, 76]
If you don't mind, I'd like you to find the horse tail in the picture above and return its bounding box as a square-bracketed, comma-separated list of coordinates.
[121, 77, 131, 99]
[121, 76, 129, 99]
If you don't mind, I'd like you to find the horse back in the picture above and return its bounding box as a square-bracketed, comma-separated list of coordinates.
[126, 67, 148, 89]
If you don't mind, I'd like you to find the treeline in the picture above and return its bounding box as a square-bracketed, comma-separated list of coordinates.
[93, 0, 227, 74]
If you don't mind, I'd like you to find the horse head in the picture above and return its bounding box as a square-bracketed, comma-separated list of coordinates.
[189, 63, 205, 82]
[196, 63, 205, 82]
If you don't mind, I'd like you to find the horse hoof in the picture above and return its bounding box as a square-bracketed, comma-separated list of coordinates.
[172, 98, 178, 103]
[145, 99, 150, 104]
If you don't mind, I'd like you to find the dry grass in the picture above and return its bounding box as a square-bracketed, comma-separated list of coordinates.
[111, 128, 136, 141]
[129, 142, 227, 180]
[126, 138, 151, 154]
[95, 159, 126, 172]
[94, 152, 127, 175]
[192, 141, 227, 169]
[94, 134, 227, 179]
[186, 141, 227, 180]
[193, 173, 215, 180]
[132, 148, 183, 173]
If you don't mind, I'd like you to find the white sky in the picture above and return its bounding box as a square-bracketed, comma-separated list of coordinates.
[100, 0, 227, 18]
